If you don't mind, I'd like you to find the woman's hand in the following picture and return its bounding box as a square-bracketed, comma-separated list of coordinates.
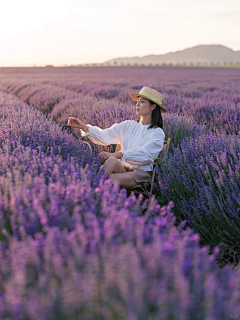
[98, 151, 112, 162]
[98, 151, 123, 163]
[67, 117, 83, 129]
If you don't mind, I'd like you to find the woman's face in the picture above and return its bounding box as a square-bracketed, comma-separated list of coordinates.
[136, 96, 156, 116]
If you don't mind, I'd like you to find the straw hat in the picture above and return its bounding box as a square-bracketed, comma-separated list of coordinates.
[129, 86, 167, 113]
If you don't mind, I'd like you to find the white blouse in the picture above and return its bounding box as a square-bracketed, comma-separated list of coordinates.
[80, 119, 165, 171]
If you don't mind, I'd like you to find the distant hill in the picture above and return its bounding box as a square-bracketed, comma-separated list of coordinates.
[102, 45, 240, 66]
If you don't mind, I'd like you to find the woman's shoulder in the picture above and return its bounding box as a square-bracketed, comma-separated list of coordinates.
[119, 119, 138, 126]
[156, 126, 165, 134]
[151, 126, 165, 137]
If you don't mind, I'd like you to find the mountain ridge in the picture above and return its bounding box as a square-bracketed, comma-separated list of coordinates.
[102, 44, 240, 65]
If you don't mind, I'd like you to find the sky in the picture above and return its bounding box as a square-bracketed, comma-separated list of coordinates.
[0, 0, 240, 66]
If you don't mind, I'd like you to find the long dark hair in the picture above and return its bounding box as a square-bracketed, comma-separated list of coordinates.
[134, 99, 164, 130]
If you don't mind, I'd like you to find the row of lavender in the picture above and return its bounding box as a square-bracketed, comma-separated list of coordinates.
[0, 80, 210, 149]
[1, 66, 239, 134]
[49, 80, 240, 135]
[156, 133, 240, 261]
[0, 78, 239, 261]
[1, 89, 240, 318]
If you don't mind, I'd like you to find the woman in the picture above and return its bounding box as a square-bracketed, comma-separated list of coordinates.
[67, 86, 167, 189]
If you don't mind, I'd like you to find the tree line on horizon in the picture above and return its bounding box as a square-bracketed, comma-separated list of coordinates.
[1, 61, 239, 68]
[80, 61, 240, 67]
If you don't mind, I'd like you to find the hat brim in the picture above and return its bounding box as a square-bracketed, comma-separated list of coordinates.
[129, 92, 167, 113]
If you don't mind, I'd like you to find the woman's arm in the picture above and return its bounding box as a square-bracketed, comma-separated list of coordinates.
[113, 151, 123, 159]
[67, 117, 88, 132]
[80, 123, 89, 133]
[119, 130, 165, 165]
[98, 151, 123, 162]
[76, 118, 127, 146]
[68, 117, 124, 161]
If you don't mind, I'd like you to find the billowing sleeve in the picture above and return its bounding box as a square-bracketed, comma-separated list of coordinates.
[80, 121, 125, 146]
[119, 129, 165, 165]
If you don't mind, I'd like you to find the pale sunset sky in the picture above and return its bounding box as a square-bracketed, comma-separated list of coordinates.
[0, 0, 239, 66]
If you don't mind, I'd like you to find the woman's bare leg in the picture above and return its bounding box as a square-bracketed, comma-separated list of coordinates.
[102, 157, 138, 189]
[102, 157, 126, 177]
[109, 173, 137, 189]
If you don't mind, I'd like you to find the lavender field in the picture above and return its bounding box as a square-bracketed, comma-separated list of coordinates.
[0, 66, 240, 319]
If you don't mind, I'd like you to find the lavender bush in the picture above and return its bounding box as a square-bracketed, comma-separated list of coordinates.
[0, 89, 96, 160]
[1, 65, 240, 134]
[157, 133, 240, 265]
[50, 96, 210, 148]
[0, 200, 240, 320]
[163, 92, 240, 135]
[1, 81, 211, 150]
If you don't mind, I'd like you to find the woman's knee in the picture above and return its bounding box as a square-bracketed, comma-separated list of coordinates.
[105, 157, 125, 172]
[105, 156, 119, 166]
